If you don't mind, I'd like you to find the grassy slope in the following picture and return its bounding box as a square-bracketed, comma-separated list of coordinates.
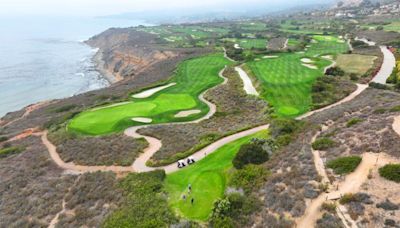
[165, 130, 268, 221]
[336, 54, 377, 75]
[68, 53, 231, 135]
[247, 35, 348, 117]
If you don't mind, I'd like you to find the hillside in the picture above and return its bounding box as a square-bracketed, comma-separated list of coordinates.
[1, 5, 400, 228]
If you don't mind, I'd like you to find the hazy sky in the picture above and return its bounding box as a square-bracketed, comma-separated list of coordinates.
[0, 0, 332, 17]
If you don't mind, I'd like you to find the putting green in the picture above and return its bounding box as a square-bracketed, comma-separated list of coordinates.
[165, 130, 268, 221]
[68, 53, 231, 135]
[247, 35, 349, 117]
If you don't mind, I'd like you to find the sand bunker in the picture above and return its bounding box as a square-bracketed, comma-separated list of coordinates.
[263, 55, 278, 59]
[301, 58, 314, 63]
[321, 55, 333, 60]
[132, 83, 176, 99]
[174, 110, 201, 118]
[132, 117, 153, 123]
[302, 63, 318, 69]
[296, 51, 305, 54]
[234, 44, 241, 49]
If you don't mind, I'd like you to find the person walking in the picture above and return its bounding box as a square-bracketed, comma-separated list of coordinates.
[191, 198, 194, 205]
[188, 183, 192, 191]
[182, 194, 186, 201]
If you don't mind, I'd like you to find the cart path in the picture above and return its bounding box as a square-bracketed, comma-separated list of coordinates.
[371, 46, 396, 84]
[234, 66, 259, 96]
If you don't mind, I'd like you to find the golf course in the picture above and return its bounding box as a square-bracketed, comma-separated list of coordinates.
[68, 53, 232, 135]
[165, 130, 268, 221]
[247, 35, 349, 116]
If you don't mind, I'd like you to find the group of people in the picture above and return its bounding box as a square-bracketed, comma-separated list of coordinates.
[182, 184, 195, 205]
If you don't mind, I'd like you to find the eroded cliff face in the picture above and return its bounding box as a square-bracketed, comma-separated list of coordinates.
[87, 28, 177, 82]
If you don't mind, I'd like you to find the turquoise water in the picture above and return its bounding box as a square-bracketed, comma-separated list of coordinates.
[0, 16, 148, 117]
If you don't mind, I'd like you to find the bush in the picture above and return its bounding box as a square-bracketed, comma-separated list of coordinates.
[389, 106, 400, 113]
[103, 170, 177, 227]
[369, 82, 390, 90]
[51, 104, 77, 113]
[270, 118, 303, 147]
[0, 136, 8, 143]
[0, 146, 24, 159]
[232, 143, 269, 169]
[376, 199, 399, 211]
[339, 193, 357, 204]
[229, 165, 270, 193]
[346, 118, 363, 128]
[327, 156, 362, 175]
[325, 67, 345, 77]
[312, 137, 337, 150]
[379, 164, 400, 183]
[321, 202, 337, 213]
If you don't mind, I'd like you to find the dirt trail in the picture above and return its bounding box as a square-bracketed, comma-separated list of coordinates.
[297, 152, 393, 228]
[2, 100, 53, 127]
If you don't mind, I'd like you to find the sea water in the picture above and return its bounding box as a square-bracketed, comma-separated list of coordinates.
[0, 16, 149, 117]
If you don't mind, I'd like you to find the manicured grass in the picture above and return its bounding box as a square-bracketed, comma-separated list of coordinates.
[247, 35, 349, 117]
[238, 39, 267, 49]
[164, 130, 268, 221]
[327, 156, 362, 175]
[336, 54, 377, 75]
[68, 54, 231, 135]
[379, 164, 400, 183]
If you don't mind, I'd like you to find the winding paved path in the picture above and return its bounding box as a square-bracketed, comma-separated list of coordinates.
[372, 46, 396, 84]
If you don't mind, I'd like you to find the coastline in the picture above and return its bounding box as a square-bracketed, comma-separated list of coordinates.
[92, 49, 122, 84]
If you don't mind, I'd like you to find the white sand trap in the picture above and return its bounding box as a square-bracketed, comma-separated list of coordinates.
[263, 55, 278, 59]
[174, 110, 201, 118]
[337, 40, 345, 43]
[132, 83, 176, 99]
[234, 44, 241, 49]
[306, 45, 311, 48]
[92, 102, 132, 111]
[302, 63, 318, 69]
[321, 55, 333, 60]
[301, 58, 314, 63]
[311, 39, 318, 43]
[254, 58, 261, 61]
[132, 117, 152, 123]
[296, 51, 305, 54]
[355, 37, 376, 46]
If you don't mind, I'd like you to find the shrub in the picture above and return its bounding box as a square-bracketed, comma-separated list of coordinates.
[369, 82, 390, 90]
[229, 165, 270, 193]
[339, 193, 357, 204]
[321, 202, 337, 213]
[379, 164, 400, 183]
[327, 156, 362, 175]
[389, 106, 400, 113]
[0, 146, 24, 159]
[270, 118, 303, 147]
[325, 67, 345, 77]
[346, 118, 363, 128]
[376, 199, 399, 211]
[0, 136, 8, 143]
[312, 137, 337, 150]
[232, 143, 269, 169]
[103, 170, 177, 227]
[51, 104, 77, 113]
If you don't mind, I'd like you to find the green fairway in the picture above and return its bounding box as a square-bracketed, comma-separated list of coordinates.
[68, 54, 231, 135]
[238, 39, 267, 49]
[247, 35, 349, 117]
[165, 130, 268, 221]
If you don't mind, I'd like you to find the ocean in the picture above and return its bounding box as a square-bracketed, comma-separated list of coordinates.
[0, 16, 148, 117]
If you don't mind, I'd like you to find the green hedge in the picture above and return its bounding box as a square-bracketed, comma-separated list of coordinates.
[327, 156, 362, 175]
[312, 137, 337, 150]
[0, 146, 24, 159]
[379, 164, 400, 183]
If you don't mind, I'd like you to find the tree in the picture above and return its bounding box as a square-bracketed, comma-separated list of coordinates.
[232, 143, 269, 169]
